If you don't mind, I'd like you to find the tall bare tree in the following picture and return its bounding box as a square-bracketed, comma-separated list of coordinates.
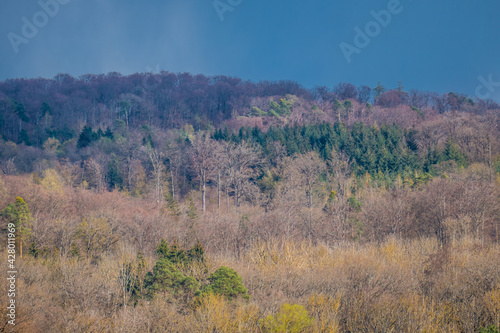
[144, 147, 165, 207]
[212, 140, 228, 210]
[226, 141, 261, 207]
[190, 135, 218, 212]
[285, 151, 326, 238]
[83, 158, 105, 192]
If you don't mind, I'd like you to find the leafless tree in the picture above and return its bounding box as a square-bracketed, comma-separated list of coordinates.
[190, 135, 218, 212]
[144, 147, 165, 207]
[325, 150, 352, 242]
[282, 151, 326, 239]
[83, 158, 105, 192]
[226, 141, 261, 207]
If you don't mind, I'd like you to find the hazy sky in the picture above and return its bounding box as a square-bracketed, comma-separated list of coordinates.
[1, 0, 499, 100]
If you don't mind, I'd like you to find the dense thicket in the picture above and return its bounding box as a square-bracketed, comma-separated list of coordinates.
[1, 72, 500, 332]
[1, 72, 498, 147]
[0, 171, 499, 332]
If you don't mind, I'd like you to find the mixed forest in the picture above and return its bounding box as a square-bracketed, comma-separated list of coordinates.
[1, 72, 500, 332]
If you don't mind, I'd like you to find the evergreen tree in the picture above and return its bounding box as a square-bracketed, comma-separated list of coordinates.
[200, 266, 249, 300]
[77, 126, 94, 149]
[156, 238, 170, 259]
[373, 81, 386, 98]
[104, 127, 114, 139]
[18, 129, 31, 146]
[143, 258, 199, 300]
[13, 101, 30, 123]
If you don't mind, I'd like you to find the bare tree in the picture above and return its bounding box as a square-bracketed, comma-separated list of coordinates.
[83, 158, 105, 192]
[325, 150, 352, 242]
[166, 143, 182, 201]
[190, 135, 218, 212]
[226, 141, 261, 207]
[212, 140, 228, 210]
[144, 147, 165, 207]
[283, 151, 326, 239]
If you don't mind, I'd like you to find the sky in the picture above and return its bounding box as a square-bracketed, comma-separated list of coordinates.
[1, 0, 499, 101]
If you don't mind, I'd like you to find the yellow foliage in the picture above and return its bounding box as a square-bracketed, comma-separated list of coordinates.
[75, 216, 119, 259]
[485, 288, 500, 327]
[40, 168, 65, 194]
[192, 293, 260, 333]
[260, 303, 314, 333]
[42, 137, 60, 152]
[247, 239, 335, 272]
[307, 294, 341, 333]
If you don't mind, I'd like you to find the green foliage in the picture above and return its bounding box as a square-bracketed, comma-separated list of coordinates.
[13, 101, 30, 123]
[333, 99, 345, 111]
[44, 126, 74, 143]
[113, 119, 126, 129]
[77, 125, 109, 149]
[374, 81, 386, 98]
[70, 243, 80, 258]
[18, 129, 31, 146]
[444, 139, 468, 167]
[200, 266, 249, 300]
[269, 108, 280, 118]
[107, 156, 123, 190]
[213, 122, 470, 183]
[77, 126, 94, 149]
[347, 195, 362, 212]
[156, 238, 205, 266]
[41, 102, 52, 116]
[104, 127, 114, 139]
[344, 100, 353, 109]
[411, 106, 424, 118]
[1, 197, 33, 248]
[189, 241, 205, 263]
[269, 97, 293, 116]
[28, 241, 38, 258]
[250, 106, 268, 117]
[480, 326, 500, 333]
[143, 258, 199, 300]
[156, 239, 170, 258]
[260, 303, 314, 333]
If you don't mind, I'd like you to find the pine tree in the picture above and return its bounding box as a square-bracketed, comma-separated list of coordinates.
[77, 126, 94, 149]
[200, 266, 249, 300]
[156, 239, 170, 258]
[143, 258, 199, 300]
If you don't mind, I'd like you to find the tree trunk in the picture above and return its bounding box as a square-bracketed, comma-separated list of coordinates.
[171, 170, 175, 200]
[217, 171, 221, 210]
[202, 173, 206, 213]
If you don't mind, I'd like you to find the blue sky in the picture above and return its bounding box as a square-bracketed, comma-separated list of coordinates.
[1, 0, 499, 100]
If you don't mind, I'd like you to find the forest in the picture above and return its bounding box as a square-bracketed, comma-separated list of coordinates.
[1, 72, 500, 332]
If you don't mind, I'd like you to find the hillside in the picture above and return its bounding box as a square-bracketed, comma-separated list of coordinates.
[1, 73, 500, 332]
